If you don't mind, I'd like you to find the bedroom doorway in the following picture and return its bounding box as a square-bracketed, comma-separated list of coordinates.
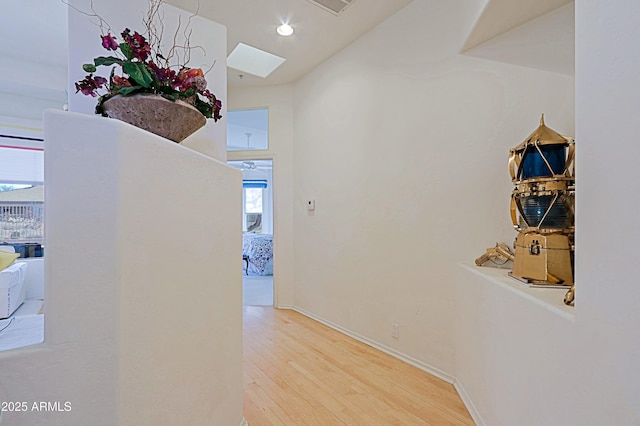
[228, 159, 274, 306]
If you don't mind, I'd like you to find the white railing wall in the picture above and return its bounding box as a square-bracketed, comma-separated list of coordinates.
[0, 111, 243, 426]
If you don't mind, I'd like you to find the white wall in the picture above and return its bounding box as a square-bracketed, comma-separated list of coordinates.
[291, 0, 574, 376]
[0, 3, 243, 423]
[0, 111, 243, 426]
[573, 0, 640, 423]
[228, 85, 295, 308]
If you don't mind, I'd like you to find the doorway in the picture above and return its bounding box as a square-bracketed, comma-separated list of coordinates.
[228, 160, 274, 306]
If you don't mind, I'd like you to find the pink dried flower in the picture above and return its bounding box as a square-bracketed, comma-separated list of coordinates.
[101, 33, 119, 50]
[74, 74, 108, 97]
[121, 28, 151, 61]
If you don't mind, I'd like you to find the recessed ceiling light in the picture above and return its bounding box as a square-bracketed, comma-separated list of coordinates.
[276, 23, 294, 37]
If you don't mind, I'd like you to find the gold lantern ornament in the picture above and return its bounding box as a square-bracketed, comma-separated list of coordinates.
[508, 115, 575, 300]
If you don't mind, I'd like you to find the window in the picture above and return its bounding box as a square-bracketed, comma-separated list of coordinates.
[0, 131, 46, 352]
[0, 142, 45, 256]
[228, 161, 273, 234]
[0, 144, 44, 184]
[244, 180, 266, 232]
[227, 108, 269, 151]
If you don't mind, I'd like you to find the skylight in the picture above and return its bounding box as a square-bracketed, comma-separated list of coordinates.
[227, 43, 286, 78]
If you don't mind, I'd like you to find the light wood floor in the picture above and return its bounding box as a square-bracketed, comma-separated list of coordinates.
[243, 306, 474, 425]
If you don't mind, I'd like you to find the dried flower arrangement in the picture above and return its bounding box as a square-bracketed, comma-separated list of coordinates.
[72, 0, 222, 122]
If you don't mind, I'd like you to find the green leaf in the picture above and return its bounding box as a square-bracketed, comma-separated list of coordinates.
[94, 56, 122, 67]
[161, 93, 179, 101]
[82, 63, 97, 73]
[119, 43, 133, 60]
[123, 62, 154, 88]
[194, 98, 212, 118]
[96, 96, 107, 116]
[156, 85, 175, 94]
[118, 86, 143, 96]
[178, 88, 195, 98]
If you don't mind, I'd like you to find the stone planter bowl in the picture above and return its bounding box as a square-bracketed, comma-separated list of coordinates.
[101, 94, 206, 143]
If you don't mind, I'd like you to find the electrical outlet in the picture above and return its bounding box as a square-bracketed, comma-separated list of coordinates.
[391, 323, 399, 339]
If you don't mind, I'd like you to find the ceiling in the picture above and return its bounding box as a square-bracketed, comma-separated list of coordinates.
[462, 0, 572, 52]
[0, 2, 68, 67]
[164, 0, 412, 87]
[0, 0, 574, 125]
[1, 0, 412, 90]
[462, 0, 574, 75]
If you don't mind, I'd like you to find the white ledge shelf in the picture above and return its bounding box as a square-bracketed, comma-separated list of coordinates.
[458, 261, 574, 321]
[456, 261, 577, 426]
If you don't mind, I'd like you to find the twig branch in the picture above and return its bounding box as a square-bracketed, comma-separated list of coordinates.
[143, 0, 167, 66]
[66, 0, 209, 71]
[62, 0, 112, 35]
[164, 0, 205, 69]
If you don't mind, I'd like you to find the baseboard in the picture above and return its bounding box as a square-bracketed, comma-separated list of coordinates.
[274, 304, 293, 310]
[239, 416, 249, 426]
[291, 306, 455, 385]
[453, 379, 485, 426]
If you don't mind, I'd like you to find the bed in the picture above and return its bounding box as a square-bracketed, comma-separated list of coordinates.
[242, 233, 273, 276]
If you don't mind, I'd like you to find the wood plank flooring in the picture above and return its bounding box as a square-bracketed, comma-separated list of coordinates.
[243, 306, 474, 425]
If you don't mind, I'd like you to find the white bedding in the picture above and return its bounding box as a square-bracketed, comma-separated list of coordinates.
[242, 233, 273, 276]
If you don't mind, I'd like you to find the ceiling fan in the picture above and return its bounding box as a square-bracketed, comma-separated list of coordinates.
[241, 161, 257, 170]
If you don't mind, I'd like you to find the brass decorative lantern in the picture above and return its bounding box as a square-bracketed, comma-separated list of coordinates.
[508, 115, 575, 289]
